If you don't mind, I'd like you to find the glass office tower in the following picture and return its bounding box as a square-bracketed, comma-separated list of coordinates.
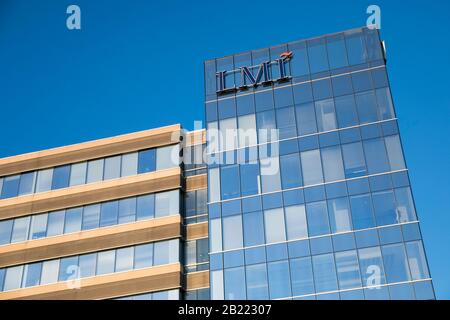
[204, 27, 435, 300]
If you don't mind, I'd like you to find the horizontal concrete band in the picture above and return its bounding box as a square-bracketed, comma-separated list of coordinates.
[185, 221, 208, 241]
[0, 167, 181, 221]
[185, 174, 207, 191]
[0, 125, 181, 177]
[0, 215, 182, 268]
[0, 263, 182, 300]
[185, 130, 206, 146]
[186, 270, 209, 290]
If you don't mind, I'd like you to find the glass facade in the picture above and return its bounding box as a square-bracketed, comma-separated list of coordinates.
[205, 27, 434, 300]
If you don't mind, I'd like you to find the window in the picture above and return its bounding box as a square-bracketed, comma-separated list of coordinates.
[267, 260, 292, 299]
[321, 146, 345, 182]
[0, 220, 13, 245]
[280, 153, 302, 189]
[3, 266, 24, 291]
[238, 114, 257, 147]
[394, 187, 417, 223]
[335, 250, 362, 290]
[301, 150, 323, 186]
[243, 211, 265, 247]
[1, 175, 20, 199]
[30, 213, 48, 240]
[134, 243, 153, 269]
[240, 162, 260, 197]
[22, 262, 42, 288]
[355, 91, 378, 123]
[59, 256, 79, 281]
[86, 159, 104, 183]
[307, 38, 329, 74]
[285, 205, 308, 240]
[274, 86, 294, 109]
[290, 257, 315, 296]
[97, 250, 116, 275]
[115, 247, 134, 272]
[154, 239, 179, 265]
[100, 201, 119, 227]
[372, 190, 397, 226]
[104, 156, 121, 180]
[384, 135, 405, 170]
[326, 34, 348, 69]
[306, 201, 330, 236]
[222, 215, 243, 250]
[64, 208, 82, 233]
[315, 99, 337, 132]
[295, 103, 317, 135]
[405, 241, 430, 280]
[264, 208, 286, 243]
[345, 30, 367, 65]
[155, 190, 179, 217]
[118, 198, 136, 223]
[289, 40, 310, 77]
[382, 243, 411, 283]
[358, 246, 386, 286]
[260, 157, 281, 193]
[312, 254, 338, 293]
[335, 94, 359, 128]
[136, 194, 155, 220]
[138, 149, 156, 174]
[375, 87, 395, 120]
[256, 110, 277, 144]
[208, 168, 221, 203]
[363, 138, 390, 174]
[18, 172, 36, 196]
[11, 217, 30, 243]
[121, 152, 138, 177]
[40, 260, 59, 285]
[328, 197, 352, 233]
[210, 218, 222, 252]
[69, 162, 87, 186]
[245, 264, 269, 300]
[79, 253, 97, 278]
[46, 210, 65, 237]
[224, 267, 246, 300]
[156, 145, 179, 170]
[220, 165, 240, 200]
[342, 142, 367, 178]
[350, 194, 376, 230]
[51, 165, 71, 190]
[82, 204, 100, 230]
[276, 106, 297, 139]
[220, 118, 238, 151]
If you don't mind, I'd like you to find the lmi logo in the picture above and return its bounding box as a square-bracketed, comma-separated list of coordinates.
[216, 51, 293, 95]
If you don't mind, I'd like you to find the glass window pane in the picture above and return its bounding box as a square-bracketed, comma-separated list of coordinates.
[276, 106, 297, 139]
[264, 208, 286, 244]
[306, 201, 330, 237]
[136, 194, 155, 220]
[18, 172, 36, 196]
[156, 145, 179, 170]
[312, 253, 338, 293]
[155, 190, 179, 217]
[104, 156, 121, 180]
[335, 250, 362, 290]
[385, 135, 406, 171]
[267, 260, 292, 299]
[223, 215, 243, 250]
[69, 162, 87, 186]
[77, 253, 96, 278]
[138, 149, 156, 173]
[64, 207, 82, 233]
[328, 197, 352, 233]
[100, 201, 119, 227]
[11, 217, 30, 243]
[240, 162, 260, 197]
[394, 187, 417, 223]
[0, 220, 13, 245]
[40, 260, 59, 285]
[342, 142, 367, 178]
[210, 218, 222, 252]
[134, 243, 153, 269]
[30, 213, 48, 239]
[59, 256, 79, 281]
[208, 168, 221, 203]
[289, 40, 310, 77]
[355, 91, 378, 124]
[375, 87, 395, 120]
[315, 99, 337, 132]
[82, 204, 100, 230]
[326, 34, 348, 69]
[1, 175, 20, 199]
[295, 103, 317, 135]
[36, 169, 54, 193]
[301, 150, 323, 186]
[372, 190, 397, 226]
[121, 152, 138, 177]
[46, 210, 65, 237]
[211, 270, 224, 300]
[220, 165, 240, 200]
[224, 267, 246, 300]
[256, 110, 277, 144]
[260, 156, 281, 193]
[322, 146, 345, 182]
[118, 198, 136, 223]
[358, 246, 386, 287]
[4, 266, 24, 291]
[238, 114, 257, 148]
[363, 138, 390, 174]
[245, 263, 269, 300]
[22, 262, 42, 288]
[154, 239, 179, 265]
[345, 30, 367, 65]
[382, 243, 411, 283]
[51, 165, 71, 190]
[285, 205, 308, 240]
[97, 250, 116, 275]
[280, 153, 302, 189]
[350, 193, 376, 230]
[86, 159, 104, 183]
[307, 38, 329, 74]
[115, 247, 134, 272]
[243, 211, 265, 246]
[220, 118, 238, 151]
[290, 257, 315, 296]
[335, 94, 359, 128]
[405, 241, 430, 280]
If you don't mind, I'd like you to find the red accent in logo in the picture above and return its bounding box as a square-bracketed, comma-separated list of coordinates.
[280, 51, 293, 60]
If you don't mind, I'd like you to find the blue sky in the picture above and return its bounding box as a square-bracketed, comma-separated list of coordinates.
[0, 0, 449, 298]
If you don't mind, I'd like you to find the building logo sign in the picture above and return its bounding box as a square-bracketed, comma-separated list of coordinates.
[216, 51, 293, 95]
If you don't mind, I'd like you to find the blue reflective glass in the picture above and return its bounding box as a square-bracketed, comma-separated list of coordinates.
[239, 163, 259, 197]
[382, 243, 411, 283]
[335, 94, 359, 128]
[335, 250, 362, 290]
[310, 236, 333, 255]
[223, 250, 244, 268]
[243, 211, 265, 247]
[295, 103, 317, 135]
[372, 190, 397, 226]
[224, 267, 246, 300]
[267, 260, 292, 299]
[0, 175, 20, 199]
[355, 229, 379, 248]
[306, 201, 330, 237]
[246, 264, 269, 300]
[100, 201, 119, 227]
[136, 194, 155, 220]
[288, 240, 310, 258]
[266, 243, 288, 262]
[51, 165, 71, 190]
[290, 257, 315, 296]
[312, 254, 338, 293]
[245, 247, 266, 265]
[138, 149, 156, 173]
